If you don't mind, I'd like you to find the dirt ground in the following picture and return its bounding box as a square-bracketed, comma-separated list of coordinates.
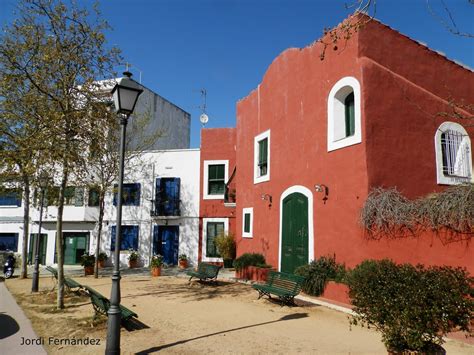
[5, 275, 474, 354]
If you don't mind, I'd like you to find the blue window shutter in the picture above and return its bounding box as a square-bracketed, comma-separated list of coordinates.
[110, 226, 117, 251]
[113, 184, 118, 206]
[173, 178, 180, 215]
[132, 226, 139, 250]
[134, 183, 141, 206]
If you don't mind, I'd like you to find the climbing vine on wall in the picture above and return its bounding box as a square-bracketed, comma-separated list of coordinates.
[360, 185, 474, 242]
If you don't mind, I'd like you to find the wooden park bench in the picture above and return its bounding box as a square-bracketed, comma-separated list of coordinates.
[45, 266, 83, 292]
[252, 271, 305, 306]
[84, 285, 138, 324]
[187, 262, 222, 283]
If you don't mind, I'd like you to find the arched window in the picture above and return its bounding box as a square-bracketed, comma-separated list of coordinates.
[435, 122, 473, 185]
[327, 77, 361, 151]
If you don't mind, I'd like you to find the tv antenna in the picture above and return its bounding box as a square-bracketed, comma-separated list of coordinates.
[197, 88, 209, 126]
[123, 62, 143, 83]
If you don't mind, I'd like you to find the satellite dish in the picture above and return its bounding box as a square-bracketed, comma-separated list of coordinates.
[199, 113, 209, 125]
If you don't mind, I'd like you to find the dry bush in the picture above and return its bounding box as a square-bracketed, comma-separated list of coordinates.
[360, 185, 474, 240]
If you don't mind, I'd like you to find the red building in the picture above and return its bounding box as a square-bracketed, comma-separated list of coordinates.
[199, 15, 473, 276]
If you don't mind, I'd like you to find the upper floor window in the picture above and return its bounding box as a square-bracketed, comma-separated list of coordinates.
[327, 76, 362, 151]
[254, 130, 270, 184]
[203, 160, 228, 200]
[64, 186, 84, 206]
[154, 177, 180, 216]
[88, 187, 100, 207]
[435, 122, 473, 185]
[113, 183, 141, 206]
[0, 189, 22, 207]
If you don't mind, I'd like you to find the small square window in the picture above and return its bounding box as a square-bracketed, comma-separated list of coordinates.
[203, 160, 228, 200]
[208, 164, 225, 195]
[113, 183, 141, 206]
[110, 225, 139, 251]
[242, 207, 253, 238]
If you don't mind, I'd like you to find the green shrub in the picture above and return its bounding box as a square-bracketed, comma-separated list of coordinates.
[233, 253, 266, 271]
[347, 259, 473, 352]
[294, 255, 346, 296]
[215, 233, 236, 260]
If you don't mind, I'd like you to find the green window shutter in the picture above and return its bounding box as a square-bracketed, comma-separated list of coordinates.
[74, 187, 84, 206]
[345, 92, 355, 137]
[259, 138, 268, 165]
[258, 138, 268, 176]
[64, 187, 76, 205]
[244, 213, 251, 233]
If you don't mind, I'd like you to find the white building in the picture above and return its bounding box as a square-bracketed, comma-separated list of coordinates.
[0, 85, 199, 267]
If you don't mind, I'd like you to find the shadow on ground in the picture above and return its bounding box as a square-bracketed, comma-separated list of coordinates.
[135, 313, 309, 354]
[0, 313, 20, 339]
[122, 280, 247, 303]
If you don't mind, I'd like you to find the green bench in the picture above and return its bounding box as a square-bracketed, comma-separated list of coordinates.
[84, 286, 138, 323]
[252, 271, 305, 306]
[187, 262, 222, 282]
[45, 266, 83, 292]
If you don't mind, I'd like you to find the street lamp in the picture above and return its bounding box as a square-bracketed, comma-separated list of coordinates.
[31, 175, 48, 293]
[106, 71, 143, 355]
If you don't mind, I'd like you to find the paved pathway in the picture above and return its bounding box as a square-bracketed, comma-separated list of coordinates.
[0, 280, 47, 355]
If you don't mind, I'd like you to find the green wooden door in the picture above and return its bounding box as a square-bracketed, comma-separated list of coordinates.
[63, 232, 89, 265]
[28, 234, 48, 265]
[281, 192, 308, 274]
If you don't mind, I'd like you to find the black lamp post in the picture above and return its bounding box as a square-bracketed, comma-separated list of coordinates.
[106, 71, 143, 355]
[31, 176, 47, 293]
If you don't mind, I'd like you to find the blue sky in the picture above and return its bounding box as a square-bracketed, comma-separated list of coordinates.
[1, 0, 473, 148]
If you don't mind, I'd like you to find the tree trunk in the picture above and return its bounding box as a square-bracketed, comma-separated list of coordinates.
[94, 190, 105, 278]
[20, 175, 30, 279]
[56, 167, 68, 309]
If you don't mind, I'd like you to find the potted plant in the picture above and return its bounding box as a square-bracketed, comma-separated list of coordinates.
[128, 250, 139, 268]
[97, 252, 108, 268]
[150, 254, 164, 276]
[178, 254, 188, 269]
[215, 232, 236, 268]
[81, 253, 95, 276]
[347, 259, 473, 354]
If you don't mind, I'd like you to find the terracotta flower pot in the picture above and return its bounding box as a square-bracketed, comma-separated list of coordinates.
[98, 260, 106, 268]
[178, 260, 188, 269]
[129, 259, 138, 268]
[151, 266, 161, 277]
[84, 266, 94, 276]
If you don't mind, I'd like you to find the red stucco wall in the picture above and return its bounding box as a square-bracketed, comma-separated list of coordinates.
[233, 17, 473, 274]
[198, 128, 237, 262]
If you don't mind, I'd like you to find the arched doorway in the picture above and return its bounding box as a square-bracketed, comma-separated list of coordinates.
[280, 192, 309, 273]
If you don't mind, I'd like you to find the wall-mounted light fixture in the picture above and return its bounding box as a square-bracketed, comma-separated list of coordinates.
[261, 193, 272, 207]
[314, 184, 329, 203]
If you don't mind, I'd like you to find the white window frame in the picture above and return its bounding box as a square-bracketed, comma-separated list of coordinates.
[254, 130, 271, 184]
[202, 217, 228, 262]
[327, 76, 362, 152]
[242, 207, 253, 238]
[203, 160, 229, 200]
[434, 121, 473, 185]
